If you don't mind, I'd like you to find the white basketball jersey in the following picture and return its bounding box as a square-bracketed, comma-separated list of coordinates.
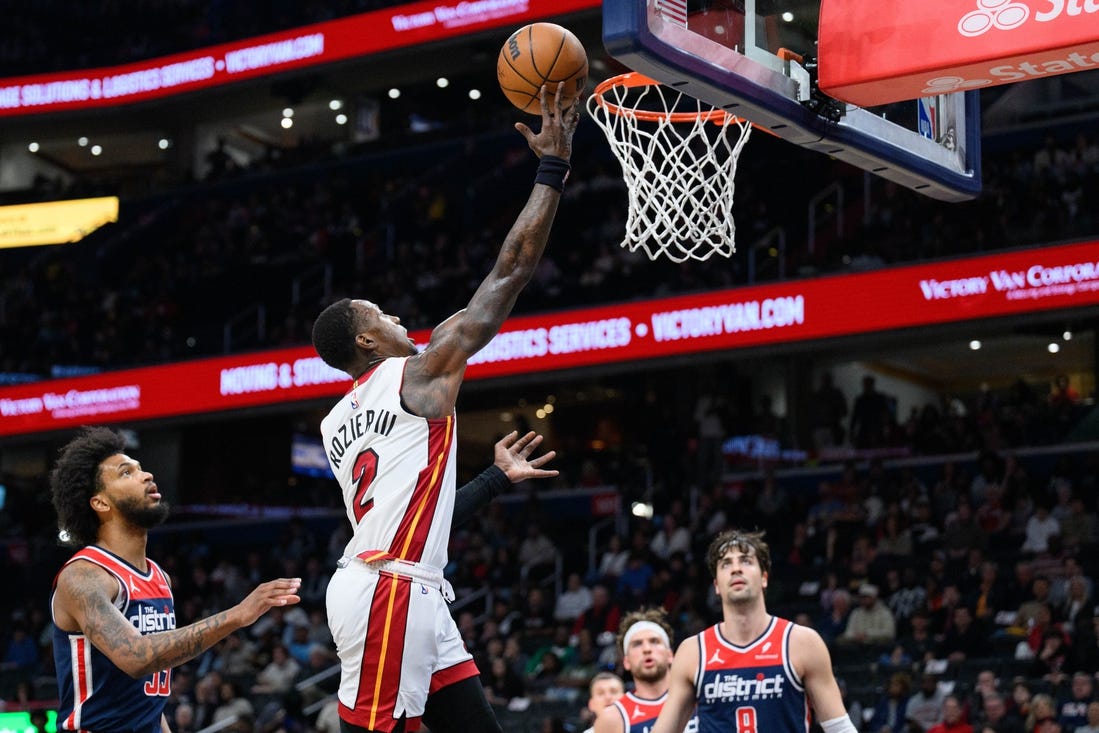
[320, 357, 457, 571]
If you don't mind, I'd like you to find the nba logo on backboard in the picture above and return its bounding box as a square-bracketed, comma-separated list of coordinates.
[917, 97, 936, 140]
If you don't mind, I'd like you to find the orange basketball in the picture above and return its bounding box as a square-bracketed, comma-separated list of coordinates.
[497, 22, 588, 115]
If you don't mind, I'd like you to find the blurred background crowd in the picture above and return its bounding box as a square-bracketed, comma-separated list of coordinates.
[0, 2, 1097, 733]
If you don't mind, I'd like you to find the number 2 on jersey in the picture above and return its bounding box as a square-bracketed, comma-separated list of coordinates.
[736, 706, 757, 733]
[351, 448, 379, 522]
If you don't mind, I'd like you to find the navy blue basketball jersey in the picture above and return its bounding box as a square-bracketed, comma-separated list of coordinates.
[52, 546, 176, 733]
[695, 616, 809, 733]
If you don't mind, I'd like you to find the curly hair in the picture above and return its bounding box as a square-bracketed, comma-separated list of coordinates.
[311, 298, 359, 374]
[615, 607, 674, 657]
[706, 528, 771, 579]
[50, 426, 126, 547]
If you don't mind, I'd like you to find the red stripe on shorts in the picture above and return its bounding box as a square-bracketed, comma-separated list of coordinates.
[345, 572, 412, 733]
[429, 658, 480, 694]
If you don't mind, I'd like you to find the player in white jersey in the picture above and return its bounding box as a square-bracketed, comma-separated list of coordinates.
[311, 84, 580, 733]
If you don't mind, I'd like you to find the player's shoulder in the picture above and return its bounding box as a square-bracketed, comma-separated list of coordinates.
[786, 616, 825, 643]
[55, 556, 119, 595]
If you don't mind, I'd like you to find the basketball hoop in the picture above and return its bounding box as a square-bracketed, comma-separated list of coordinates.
[587, 72, 754, 262]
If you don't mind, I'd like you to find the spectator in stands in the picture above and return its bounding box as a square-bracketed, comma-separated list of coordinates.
[483, 655, 526, 706]
[1028, 695, 1060, 733]
[1075, 703, 1099, 733]
[1016, 576, 1058, 631]
[1060, 573, 1094, 628]
[850, 375, 892, 449]
[250, 643, 300, 696]
[173, 702, 197, 733]
[213, 680, 256, 729]
[1072, 612, 1099, 672]
[1002, 561, 1036, 611]
[520, 587, 556, 636]
[808, 371, 848, 451]
[907, 672, 947, 733]
[878, 515, 915, 560]
[935, 604, 990, 663]
[555, 572, 594, 624]
[870, 672, 912, 733]
[1059, 496, 1098, 553]
[930, 696, 974, 733]
[1026, 627, 1073, 685]
[651, 513, 690, 561]
[980, 694, 1024, 733]
[284, 622, 314, 667]
[192, 671, 222, 729]
[1, 622, 39, 675]
[1021, 503, 1061, 555]
[572, 585, 622, 649]
[942, 497, 988, 560]
[1058, 673, 1096, 733]
[841, 583, 897, 646]
[1007, 682, 1035, 727]
[971, 561, 1007, 627]
[594, 534, 629, 585]
[519, 522, 560, 572]
[616, 551, 655, 607]
[297, 555, 330, 610]
[969, 668, 999, 706]
[692, 390, 728, 488]
[818, 588, 853, 645]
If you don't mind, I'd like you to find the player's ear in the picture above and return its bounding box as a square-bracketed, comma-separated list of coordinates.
[89, 492, 111, 514]
[355, 332, 375, 349]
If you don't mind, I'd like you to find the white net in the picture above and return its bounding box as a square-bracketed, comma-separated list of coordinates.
[587, 74, 753, 262]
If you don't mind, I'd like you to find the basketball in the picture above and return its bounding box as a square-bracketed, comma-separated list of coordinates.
[497, 22, 589, 115]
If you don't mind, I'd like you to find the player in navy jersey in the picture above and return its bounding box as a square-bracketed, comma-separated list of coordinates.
[49, 426, 302, 733]
[593, 609, 698, 733]
[650, 529, 855, 733]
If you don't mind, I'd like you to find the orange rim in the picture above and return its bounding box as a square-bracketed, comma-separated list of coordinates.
[591, 72, 755, 127]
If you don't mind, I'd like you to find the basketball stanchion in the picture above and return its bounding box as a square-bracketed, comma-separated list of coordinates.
[587, 72, 761, 262]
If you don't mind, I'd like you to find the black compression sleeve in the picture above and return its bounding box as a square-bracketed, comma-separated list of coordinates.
[453, 465, 510, 527]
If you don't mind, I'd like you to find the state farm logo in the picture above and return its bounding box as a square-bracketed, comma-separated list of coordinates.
[958, 0, 1099, 37]
[958, 0, 1029, 37]
[922, 75, 992, 95]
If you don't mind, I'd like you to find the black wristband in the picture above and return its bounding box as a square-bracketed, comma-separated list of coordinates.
[452, 465, 511, 528]
[535, 155, 571, 193]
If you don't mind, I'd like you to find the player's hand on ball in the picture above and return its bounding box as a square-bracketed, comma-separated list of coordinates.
[515, 84, 581, 161]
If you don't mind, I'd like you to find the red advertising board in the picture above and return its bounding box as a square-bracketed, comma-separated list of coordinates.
[2, 240, 1098, 437]
[818, 0, 1099, 106]
[0, 0, 600, 116]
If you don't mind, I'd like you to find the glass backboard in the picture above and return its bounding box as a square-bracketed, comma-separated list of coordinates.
[601, 0, 982, 201]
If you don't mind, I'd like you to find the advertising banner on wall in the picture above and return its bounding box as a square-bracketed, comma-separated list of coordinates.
[2, 240, 1097, 437]
[0, 0, 601, 116]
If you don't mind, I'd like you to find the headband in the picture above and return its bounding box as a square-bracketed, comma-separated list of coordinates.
[622, 621, 671, 654]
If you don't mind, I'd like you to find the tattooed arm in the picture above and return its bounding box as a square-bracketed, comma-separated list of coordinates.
[54, 560, 301, 678]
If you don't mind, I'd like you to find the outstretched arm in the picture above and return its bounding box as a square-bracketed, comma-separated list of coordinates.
[404, 85, 581, 417]
[55, 562, 300, 678]
[453, 430, 557, 527]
